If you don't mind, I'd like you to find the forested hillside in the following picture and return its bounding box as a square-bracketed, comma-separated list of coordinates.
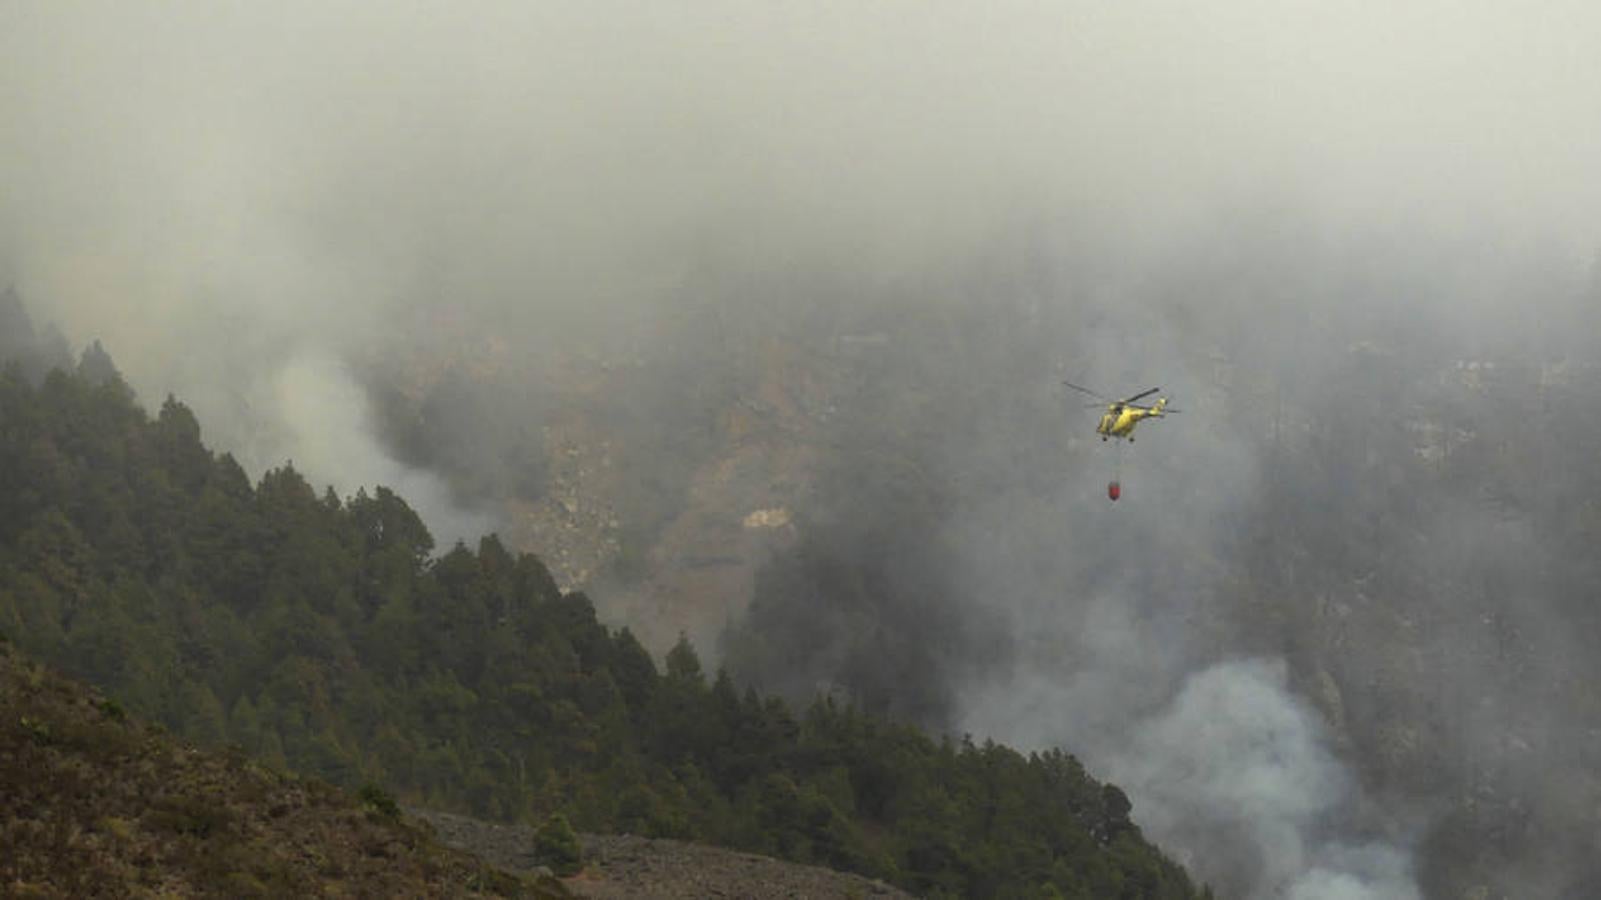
[0, 356, 1202, 899]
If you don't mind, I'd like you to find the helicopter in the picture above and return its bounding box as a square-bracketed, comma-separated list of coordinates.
[1062, 382, 1181, 442]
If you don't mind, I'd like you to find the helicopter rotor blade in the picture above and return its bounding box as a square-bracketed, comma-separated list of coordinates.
[1062, 381, 1111, 402]
[1124, 402, 1180, 413]
[1121, 387, 1161, 405]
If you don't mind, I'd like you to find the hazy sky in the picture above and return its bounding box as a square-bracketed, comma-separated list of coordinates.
[4, 1, 1599, 362]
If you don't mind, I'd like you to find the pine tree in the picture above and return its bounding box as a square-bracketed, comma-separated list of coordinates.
[534, 813, 583, 876]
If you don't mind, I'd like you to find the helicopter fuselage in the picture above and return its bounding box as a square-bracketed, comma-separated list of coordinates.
[1097, 398, 1169, 440]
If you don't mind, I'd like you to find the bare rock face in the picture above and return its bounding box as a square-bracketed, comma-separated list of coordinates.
[504, 422, 626, 592]
[490, 339, 832, 659]
[1309, 667, 1349, 746]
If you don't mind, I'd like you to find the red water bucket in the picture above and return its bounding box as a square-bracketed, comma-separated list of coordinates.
[1108, 480, 1121, 501]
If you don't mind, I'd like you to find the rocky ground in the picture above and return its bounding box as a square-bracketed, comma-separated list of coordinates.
[414, 810, 913, 900]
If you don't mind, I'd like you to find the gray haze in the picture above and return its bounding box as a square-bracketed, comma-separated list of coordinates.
[6, 2, 1599, 355]
[6, 3, 1601, 897]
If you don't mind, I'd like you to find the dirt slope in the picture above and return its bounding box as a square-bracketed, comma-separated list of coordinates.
[416, 810, 913, 900]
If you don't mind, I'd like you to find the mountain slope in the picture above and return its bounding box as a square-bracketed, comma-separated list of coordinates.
[0, 634, 551, 897]
[0, 353, 1203, 898]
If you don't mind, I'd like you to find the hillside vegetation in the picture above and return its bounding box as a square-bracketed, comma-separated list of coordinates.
[0, 632, 547, 897]
[0, 356, 1202, 899]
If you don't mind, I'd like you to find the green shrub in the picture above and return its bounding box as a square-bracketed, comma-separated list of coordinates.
[20, 715, 51, 745]
[358, 783, 401, 820]
[534, 813, 583, 877]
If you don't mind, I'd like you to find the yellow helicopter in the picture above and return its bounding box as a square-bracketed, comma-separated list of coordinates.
[1063, 382, 1180, 442]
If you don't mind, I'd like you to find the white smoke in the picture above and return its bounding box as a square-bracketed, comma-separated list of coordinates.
[1117, 660, 1419, 899]
[1287, 844, 1421, 900]
[964, 656, 1419, 898]
[273, 353, 492, 550]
